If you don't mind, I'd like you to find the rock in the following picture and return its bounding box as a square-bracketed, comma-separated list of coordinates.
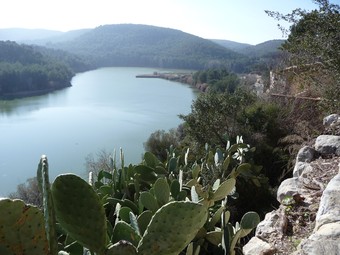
[296, 222, 340, 255]
[315, 135, 340, 156]
[256, 210, 287, 239]
[243, 236, 276, 255]
[293, 162, 313, 178]
[246, 115, 340, 254]
[315, 173, 340, 230]
[277, 177, 300, 203]
[293, 173, 340, 255]
[296, 146, 316, 163]
[323, 114, 339, 127]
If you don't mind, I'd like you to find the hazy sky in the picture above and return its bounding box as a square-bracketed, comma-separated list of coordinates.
[1, 0, 333, 44]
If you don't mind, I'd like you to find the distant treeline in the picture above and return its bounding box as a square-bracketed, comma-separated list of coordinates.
[51, 24, 263, 73]
[0, 41, 78, 98]
[0, 24, 285, 98]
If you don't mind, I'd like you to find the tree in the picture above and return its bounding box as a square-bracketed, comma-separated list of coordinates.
[266, 0, 340, 111]
[179, 89, 257, 150]
[143, 129, 180, 161]
[9, 177, 42, 208]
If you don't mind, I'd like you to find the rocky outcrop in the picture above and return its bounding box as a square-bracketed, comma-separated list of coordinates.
[295, 174, 340, 255]
[243, 114, 340, 255]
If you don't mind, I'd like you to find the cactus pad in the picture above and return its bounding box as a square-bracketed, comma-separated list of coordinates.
[0, 199, 48, 255]
[51, 174, 107, 254]
[111, 221, 141, 247]
[106, 240, 137, 255]
[137, 201, 208, 255]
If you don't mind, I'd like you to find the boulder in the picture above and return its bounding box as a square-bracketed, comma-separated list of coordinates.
[296, 146, 316, 163]
[277, 177, 300, 203]
[293, 173, 340, 255]
[293, 162, 313, 178]
[315, 173, 340, 230]
[323, 114, 339, 127]
[315, 135, 340, 155]
[255, 210, 287, 239]
[243, 236, 276, 255]
[296, 222, 340, 255]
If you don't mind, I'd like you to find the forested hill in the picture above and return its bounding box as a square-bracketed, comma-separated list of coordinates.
[213, 39, 285, 57]
[0, 41, 74, 99]
[210, 39, 252, 52]
[51, 24, 248, 71]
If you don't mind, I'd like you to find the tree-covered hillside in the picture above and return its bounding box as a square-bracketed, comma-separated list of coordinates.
[0, 41, 74, 98]
[212, 39, 285, 75]
[213, 39, 285, 57]
[0, 25, 283, 73]
[241, 40, 285, 57]
[51, 24, 249, 71]
[210, 39, 251, 52]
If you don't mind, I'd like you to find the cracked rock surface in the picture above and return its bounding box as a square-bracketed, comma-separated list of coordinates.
[243, 130, 340, 255]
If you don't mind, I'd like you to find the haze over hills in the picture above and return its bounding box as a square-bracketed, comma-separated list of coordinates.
[0, 28, 63, 42]
[49, 24, 245, 70]
[212, 39, 285, 57]
[210, 39, 252, 52]
[0, 24, 284, 71]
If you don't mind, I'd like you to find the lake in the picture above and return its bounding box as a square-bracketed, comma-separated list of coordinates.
[0, 67, 197, 196]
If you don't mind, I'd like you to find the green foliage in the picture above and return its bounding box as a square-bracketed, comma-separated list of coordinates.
[144, 129, 180, 162]
[179, 85, 292, 188]
[193, 68, 240, 93]
[179, 89, 257, 149]
[53, 24, 245, 71]
[0, 199, 48, 255]
[0, 144, 261, 255]
[137, 201, 208, 255]
[0, 41, 74, 98]
[37, 155, 58, 255]
[266, 0, 340, 112]
[52, 174, 107, 254]
[106, 241, 137, 255]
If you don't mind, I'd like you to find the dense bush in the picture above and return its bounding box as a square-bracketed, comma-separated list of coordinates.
[143, 128, 180, 162]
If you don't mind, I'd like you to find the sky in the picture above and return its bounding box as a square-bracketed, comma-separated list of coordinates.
[1, 0, 336, 45]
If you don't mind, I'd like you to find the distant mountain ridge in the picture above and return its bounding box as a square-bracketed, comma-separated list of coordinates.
[0, 25, 284, 71]
[210, 39, 252, 51]
[49, 24, 246, 70]
[212, 39, 285, 57]
[0, 28, 63, 42]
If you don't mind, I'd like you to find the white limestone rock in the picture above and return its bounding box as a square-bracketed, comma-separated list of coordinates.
[315, 135, 340, 156]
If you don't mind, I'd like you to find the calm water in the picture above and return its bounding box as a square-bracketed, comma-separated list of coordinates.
[0, 67, 197, 196]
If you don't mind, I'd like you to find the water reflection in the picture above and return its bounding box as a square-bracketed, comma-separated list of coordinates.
[0, 67, 197, 196]
[0, 87, 71, 117]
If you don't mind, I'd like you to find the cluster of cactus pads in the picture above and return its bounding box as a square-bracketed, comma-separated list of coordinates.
[0, 143, 260, 255]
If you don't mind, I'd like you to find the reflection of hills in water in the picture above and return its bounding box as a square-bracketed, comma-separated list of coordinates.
[0, 88, 70, 117]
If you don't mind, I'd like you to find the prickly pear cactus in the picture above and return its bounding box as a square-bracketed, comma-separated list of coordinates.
[0, 199, 48, 255]
[51, 174, 107, 254]
[106, 240, 137, 255]
[137, 201, 208, 255]
[37, 155, 58, 255]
